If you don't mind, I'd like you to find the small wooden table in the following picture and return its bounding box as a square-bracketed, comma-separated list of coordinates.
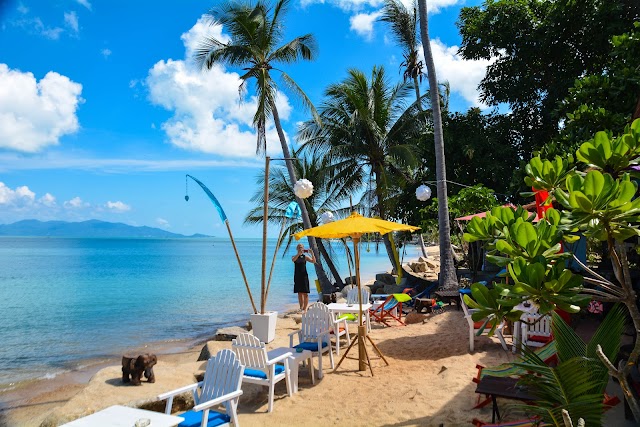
[61, 405, 184, 427]
[434, 290, 461, 310]
[267, 347, 315, 393]
[475, 376, 536, 423]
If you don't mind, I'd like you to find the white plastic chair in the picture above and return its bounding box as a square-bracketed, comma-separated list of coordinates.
[346, 287, 370, 305]
[515, 313, 552, 353]
[158, 349, 243, 427]
[231, 333, 292, 413]
[288, 304, 335, 379]
[460, 295, 508, 353]
[308, 302, 350, 357]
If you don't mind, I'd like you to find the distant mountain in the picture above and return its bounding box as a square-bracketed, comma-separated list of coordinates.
[0, 220, 212, 238]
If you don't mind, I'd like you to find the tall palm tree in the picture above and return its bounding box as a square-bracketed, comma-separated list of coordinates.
[417, 0, 457, 288]
[380, 0, 429, 257]
[245, 149, 363, 291]
[195, 0, 333, 292]
[298, 66, 423, 272]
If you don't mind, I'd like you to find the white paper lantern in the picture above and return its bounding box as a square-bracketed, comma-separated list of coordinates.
[294, 178, 314, 199]
[320, 211, 335, 224]
[416, 184, 432, 201]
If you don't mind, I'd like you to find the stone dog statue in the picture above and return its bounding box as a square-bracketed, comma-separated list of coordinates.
[122, 353, 157, 385]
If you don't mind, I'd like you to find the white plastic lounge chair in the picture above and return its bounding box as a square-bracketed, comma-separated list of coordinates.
[158, 349, 243, 427]
[288, 304, 335, 379]
[231, 333, 292, 413]
[308, 301, 350, 357]
[460, 295, 508, 353]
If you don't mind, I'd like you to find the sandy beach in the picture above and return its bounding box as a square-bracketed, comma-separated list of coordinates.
[0, 246, 631, 427]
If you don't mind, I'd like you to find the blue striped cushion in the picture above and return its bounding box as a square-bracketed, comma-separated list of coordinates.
[244, 364, 285, 379]
[179, 409, 230, 427]
[294, 341, 328, 351]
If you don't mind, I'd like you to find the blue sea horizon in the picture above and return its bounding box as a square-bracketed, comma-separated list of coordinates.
[0, 236, 419, 390]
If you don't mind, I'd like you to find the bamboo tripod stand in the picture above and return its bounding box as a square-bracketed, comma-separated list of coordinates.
[333, 235, 389, 376]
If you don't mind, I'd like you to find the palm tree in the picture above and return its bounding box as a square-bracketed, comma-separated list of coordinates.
[380, 0, 429, 258]
[298, 66, 423, 273]
[195, 0, 333, 292]
[416, 0, 457, 288]
[245, 149, 363, 292]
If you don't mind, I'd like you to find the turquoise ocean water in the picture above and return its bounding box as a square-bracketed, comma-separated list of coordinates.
[0, 237, 417, 390]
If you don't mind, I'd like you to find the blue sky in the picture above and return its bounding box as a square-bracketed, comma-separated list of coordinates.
[0, 0, 489, 237]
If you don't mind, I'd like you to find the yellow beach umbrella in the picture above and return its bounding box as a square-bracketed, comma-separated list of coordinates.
[293, 211, 420, 374]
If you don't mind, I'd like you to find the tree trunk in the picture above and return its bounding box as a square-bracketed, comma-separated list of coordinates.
[412, 76, 428, 258]
[374, 164, 400, 274]
[316, 238, 345, 288]
[417, 0, 457, 289]
[271, 105, 333, 294]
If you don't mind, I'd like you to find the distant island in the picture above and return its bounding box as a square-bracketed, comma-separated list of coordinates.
[0, 219, 211, 238]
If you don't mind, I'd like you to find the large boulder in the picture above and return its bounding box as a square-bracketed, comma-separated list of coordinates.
[383, 284, 405, 294]
[375, 273, 396, 285]
[411, 262, 428, 273]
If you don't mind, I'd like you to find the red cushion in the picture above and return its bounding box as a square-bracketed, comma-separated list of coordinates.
[330, 327, 345, 334]
[529, 335, 552, 343]
[473, 321, 487, 329]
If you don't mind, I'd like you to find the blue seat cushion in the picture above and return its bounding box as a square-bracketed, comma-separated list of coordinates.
[459, 288, 472, 295]
[244, 364, 285, 379]
[294, 341, 328, 352]
[179, 409, 230, 427]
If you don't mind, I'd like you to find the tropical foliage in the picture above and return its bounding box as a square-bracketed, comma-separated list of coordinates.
[512, 307, 626, 426]
[463, 119, 640, 421]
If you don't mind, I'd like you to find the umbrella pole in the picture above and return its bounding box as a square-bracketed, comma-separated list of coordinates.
[354, 236, 367, 372]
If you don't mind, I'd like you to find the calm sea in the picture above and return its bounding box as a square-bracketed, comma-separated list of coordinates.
[0, 237, 417, 389]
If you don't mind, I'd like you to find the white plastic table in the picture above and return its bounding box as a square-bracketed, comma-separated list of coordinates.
[267, 347, 314, 393]
[327, 302, 372, 332]
[60, 405, 184, 427]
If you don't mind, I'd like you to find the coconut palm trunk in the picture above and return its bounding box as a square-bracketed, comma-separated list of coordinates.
[316, 239, 345, 288]
[272, 105, 333, 293]
[417, 0, 457, 288]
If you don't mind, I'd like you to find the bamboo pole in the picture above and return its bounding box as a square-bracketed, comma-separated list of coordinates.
[225, 220, 257, 314]
[264, 215, 287, 309]
[261, 156, 270, 314]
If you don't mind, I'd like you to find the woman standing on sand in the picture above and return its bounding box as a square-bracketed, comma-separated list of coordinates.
[292, 243, 315, 312]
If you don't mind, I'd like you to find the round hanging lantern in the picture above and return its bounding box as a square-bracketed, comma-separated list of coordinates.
[294, 179, 314, 199]
[320, 211, 335, 224]
[416, 185, 432, 201]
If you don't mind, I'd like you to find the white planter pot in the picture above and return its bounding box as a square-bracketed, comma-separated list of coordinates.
[250, 311, 278, 344]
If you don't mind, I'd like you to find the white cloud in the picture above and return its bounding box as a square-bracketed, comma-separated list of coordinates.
[156, 218, 170, 228]
[350, 11, 382, 40]
[101, 48, 112, 58]
[64, 196, 89, 209]
[145, 16, 292, 158]
[17, 4, 29, 14]
[180, 16, 230, 61]
[0, 182, 35, 205]
[106, 201, 131, 212]
[64, 11, 79, 34]
[0, 64, 83, 152]
[75, 0, 92, 11]
[39, 193, 56, 207]
[423, 39, 495, 108]
[13, 16, 63, 39]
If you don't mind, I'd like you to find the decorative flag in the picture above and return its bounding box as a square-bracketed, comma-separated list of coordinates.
[284, 201, 302, 219]
[186, 174, 228, 222]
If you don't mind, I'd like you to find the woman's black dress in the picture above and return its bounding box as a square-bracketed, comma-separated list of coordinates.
[293, 255, 310, 294]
